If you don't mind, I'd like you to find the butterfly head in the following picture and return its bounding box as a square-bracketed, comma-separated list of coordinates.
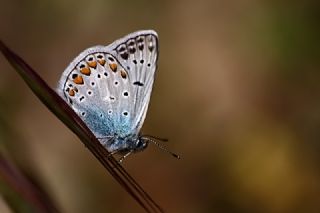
[134, 136, 149, 152]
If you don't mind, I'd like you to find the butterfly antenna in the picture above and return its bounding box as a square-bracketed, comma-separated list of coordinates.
[142, 135, 168, 142]
[144, 137, 180, 159]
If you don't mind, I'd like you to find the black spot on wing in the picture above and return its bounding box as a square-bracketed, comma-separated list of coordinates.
[120, 52, 129, 60]
[133, 81, 144, 86]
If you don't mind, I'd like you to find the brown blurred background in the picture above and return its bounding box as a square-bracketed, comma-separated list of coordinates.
[1, 0, 320, 212]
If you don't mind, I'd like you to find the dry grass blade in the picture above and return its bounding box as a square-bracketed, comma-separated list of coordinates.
[0, 152, 59, 213]
[0, 40, 164, 213]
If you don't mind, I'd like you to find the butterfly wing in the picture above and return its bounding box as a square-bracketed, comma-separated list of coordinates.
[107, 30, 159, 133]
[57, 30, 158, 140]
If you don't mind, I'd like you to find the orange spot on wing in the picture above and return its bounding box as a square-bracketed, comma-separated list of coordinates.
[87, 61, 97, 68]
[69, 89, 75, 96]
[73, 75, 84, 84]
[120, 70, 127, 79]
[98, 59, 106, 66]
[80, 67, 91, 75]
[109, 63, 117, 72]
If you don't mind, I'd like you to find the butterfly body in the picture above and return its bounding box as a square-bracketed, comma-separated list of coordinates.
[57, 30, 158, 155]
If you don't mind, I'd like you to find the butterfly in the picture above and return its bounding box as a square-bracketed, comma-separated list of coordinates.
[57, 30, 178, 162]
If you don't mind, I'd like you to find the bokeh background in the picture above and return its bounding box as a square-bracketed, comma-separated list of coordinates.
[1, 0, 320, 212]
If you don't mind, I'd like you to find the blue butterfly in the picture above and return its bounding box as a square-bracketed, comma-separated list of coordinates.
[57, 30, 178, 162]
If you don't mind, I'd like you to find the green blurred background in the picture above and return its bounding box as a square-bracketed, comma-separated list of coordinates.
[1, 0, 320, 212]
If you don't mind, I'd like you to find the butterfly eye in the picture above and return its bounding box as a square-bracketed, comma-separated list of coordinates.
[136, 139, 148, 151]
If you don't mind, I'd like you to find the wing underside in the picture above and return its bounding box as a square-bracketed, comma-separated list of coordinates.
[57, 30, 158, 138]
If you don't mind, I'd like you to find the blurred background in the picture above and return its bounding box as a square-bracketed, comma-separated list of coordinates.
[1, 0, 320, 212]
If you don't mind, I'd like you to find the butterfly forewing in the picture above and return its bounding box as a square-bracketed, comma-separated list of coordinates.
[108, 30, 158, 132]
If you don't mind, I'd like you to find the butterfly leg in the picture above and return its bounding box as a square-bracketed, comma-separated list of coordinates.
[107, 150, 133, 164]
[118, 150, 134, 164]
[107, 150, 121, 162]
